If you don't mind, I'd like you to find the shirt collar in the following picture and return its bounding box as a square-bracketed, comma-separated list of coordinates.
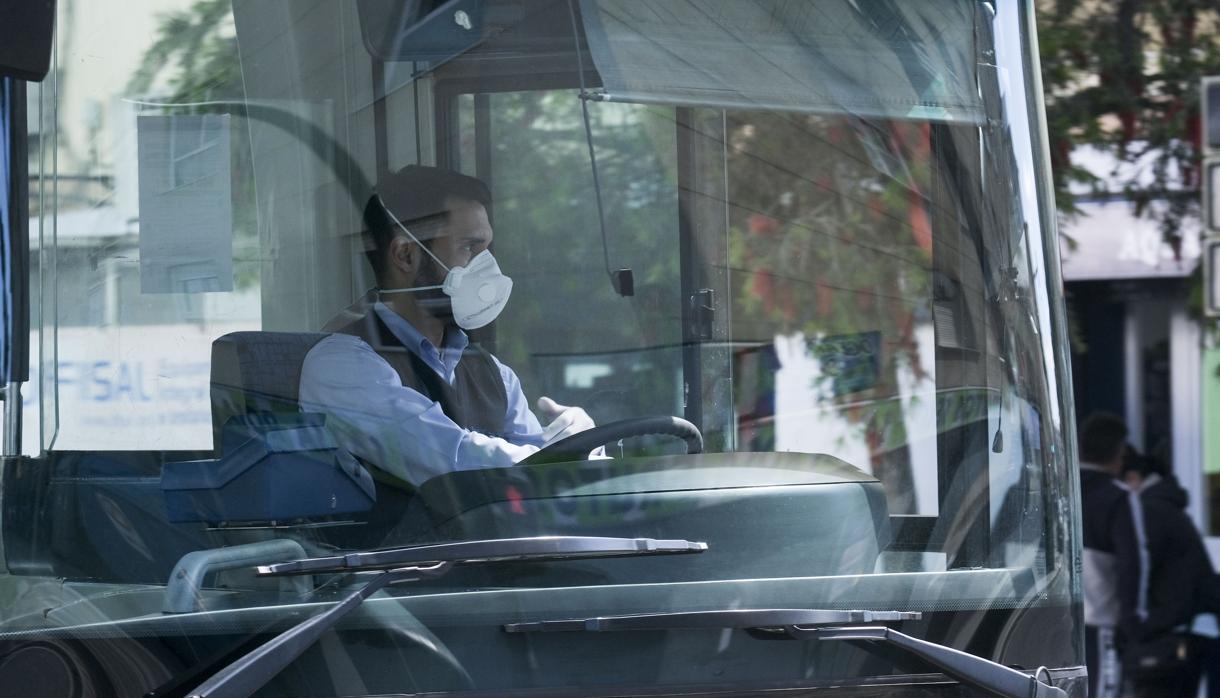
[372, 301, 468, 357]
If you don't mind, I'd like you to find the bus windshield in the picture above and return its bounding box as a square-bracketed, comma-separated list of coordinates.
[1, 1, 1083, 696]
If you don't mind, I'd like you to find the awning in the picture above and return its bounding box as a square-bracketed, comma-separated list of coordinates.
[1059, 199, 1201, 281]
[580, 0, 984, 123]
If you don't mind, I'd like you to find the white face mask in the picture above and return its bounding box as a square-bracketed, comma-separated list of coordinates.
[376, 195, 513, 330]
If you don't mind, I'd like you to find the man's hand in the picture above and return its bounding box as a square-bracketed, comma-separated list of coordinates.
[537, 396, 596, 446]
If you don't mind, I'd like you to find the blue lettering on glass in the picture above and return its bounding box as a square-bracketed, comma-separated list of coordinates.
[22, 358, 217, 449]
[92, 361, 112, 401]
[113, 363, 153, 402]
[114, 363, 134, 400]
[73, 361, 162, 402]
[25, 360, 210, 405]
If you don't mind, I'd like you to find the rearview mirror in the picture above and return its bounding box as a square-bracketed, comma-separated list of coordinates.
[0, 0, 56, 82]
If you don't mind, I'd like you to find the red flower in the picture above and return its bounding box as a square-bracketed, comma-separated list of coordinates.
[748, 214, 780, 236]
[907, 191, 933, 255]
[816, 284, 835, 317]
[749, 269, 775, 309]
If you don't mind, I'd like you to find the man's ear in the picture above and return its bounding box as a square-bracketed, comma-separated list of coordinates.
[388, 236, 419, 275]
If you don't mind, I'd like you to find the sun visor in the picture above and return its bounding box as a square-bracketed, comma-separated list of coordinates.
[579, 0, 985, 124]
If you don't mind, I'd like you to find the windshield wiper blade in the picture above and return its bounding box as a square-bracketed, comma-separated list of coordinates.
[505, 608, 920, 633]
[256, 535, 706, 576]
[505, 609, 1065, 698]
[186, 536, 705, 698]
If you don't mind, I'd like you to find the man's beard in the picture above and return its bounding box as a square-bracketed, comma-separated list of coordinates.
[414, 253, 454, 323]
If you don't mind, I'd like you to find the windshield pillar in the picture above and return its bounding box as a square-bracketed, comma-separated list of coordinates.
[676, 106, 734, 452]
[0, 78, 30, 456]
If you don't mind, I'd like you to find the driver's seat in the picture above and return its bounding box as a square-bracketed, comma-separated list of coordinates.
[163, 332, 378, 535]
[209, 331, 330, 450]
[210, 331, 425, 547]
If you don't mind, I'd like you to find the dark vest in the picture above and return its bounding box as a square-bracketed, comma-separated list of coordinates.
[334, 309, 508, 438]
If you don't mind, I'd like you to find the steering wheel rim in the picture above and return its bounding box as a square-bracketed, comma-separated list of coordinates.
[521, 416, 704, 465]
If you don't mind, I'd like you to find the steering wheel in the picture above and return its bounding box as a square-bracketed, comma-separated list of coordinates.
[521, 416, 704, 465]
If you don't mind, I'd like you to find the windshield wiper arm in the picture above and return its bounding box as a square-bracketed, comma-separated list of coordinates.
[505, 609, 1065, 698]
[186, 536, 705, 698]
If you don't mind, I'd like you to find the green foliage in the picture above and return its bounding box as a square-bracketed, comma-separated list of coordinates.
[126, 0, 237, 102]
[1037, 0, 1220, 241]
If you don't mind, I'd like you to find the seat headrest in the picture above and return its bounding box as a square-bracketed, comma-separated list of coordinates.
[210, 331, 329, 452]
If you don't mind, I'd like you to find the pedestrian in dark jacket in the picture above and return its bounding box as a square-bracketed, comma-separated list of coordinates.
[1078, 413, 1139, 698]
[1121, 451, 1219, 698]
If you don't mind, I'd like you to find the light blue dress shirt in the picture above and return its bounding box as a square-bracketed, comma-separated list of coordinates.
[299, 302, 544, 487]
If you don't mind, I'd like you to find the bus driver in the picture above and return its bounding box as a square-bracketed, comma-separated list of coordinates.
[299, 165, 596, 487]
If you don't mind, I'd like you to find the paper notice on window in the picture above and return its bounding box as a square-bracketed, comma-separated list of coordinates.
[137, 114, 234, 294]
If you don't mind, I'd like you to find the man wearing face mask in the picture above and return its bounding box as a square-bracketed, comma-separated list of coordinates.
[299, 165, 596, 487]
